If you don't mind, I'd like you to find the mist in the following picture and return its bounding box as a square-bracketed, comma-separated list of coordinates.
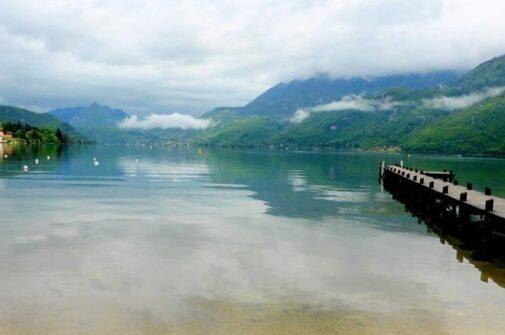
[118, 113, 211, 130]
[423, 87, 505, 110]
[289, 95, 401, 123]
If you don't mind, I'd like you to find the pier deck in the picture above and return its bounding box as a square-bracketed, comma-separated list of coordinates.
[382, 165, 505, 220]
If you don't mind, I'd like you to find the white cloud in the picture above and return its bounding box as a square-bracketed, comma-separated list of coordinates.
[313, 95, 402, 113]
[118, 113, 211, 130]
[423, 87, 505, 110]
[289, 95, 401, 123]
[0, 1, 505, 113]
[290, 109, 311, 124]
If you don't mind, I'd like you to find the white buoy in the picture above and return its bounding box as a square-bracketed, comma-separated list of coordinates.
[93, 157, 97, 161]
[94, 161, 100, 166]
[46, 155, 50, 160]
[22, 165, 29, 172]
[3, 154, 7, 159]
[135, 158, 139, 163]
[35, 158, 39, 165]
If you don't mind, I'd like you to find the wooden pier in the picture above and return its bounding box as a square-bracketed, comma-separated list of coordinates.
[380, 162, 505, 260]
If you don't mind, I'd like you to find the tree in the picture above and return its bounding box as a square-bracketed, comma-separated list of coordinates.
[15, 129, 25, 138]
[55, 128, 69, 143]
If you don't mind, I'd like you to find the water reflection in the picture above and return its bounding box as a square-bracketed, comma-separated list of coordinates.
[1, 145, 505, 334]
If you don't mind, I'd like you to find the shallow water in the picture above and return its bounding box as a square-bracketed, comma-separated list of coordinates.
[1, 145, 505, 334]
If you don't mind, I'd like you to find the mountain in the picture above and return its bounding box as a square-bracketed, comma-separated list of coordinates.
[197, 54, 505, 154]
[0, 105, 80, 138]
[49, 103, 131, 143]
[230, 71, 460, 119]
[203, 107, 243, 120]
[50, 103, 129, 128]
[450, 54, 505, 93]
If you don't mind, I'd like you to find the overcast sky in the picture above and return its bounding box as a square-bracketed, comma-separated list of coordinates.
[0, 0, 504, 115]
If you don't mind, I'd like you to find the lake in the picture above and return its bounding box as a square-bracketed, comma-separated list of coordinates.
[1, 144, 505, 334]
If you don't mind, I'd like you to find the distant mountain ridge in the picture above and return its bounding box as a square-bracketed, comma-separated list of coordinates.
[196, 54, 505, 154]
[450, 54, 505, 93]
[6, 54, 505, 154]
[50, 103, 129, 128]
[204, 71, 461, 119]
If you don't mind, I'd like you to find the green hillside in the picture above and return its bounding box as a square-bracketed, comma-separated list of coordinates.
[198, 116, 280, 147]
[0, 105, 83, 142]
[450, 55, 505, 93]
[404, 93, 505, 154]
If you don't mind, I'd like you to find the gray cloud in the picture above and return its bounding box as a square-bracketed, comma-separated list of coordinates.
[423, 87, 505, 110]
[0, 1, 505, 114]
[118, 113, 211, 130]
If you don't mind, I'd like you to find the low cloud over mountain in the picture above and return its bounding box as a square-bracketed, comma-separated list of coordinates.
[118, 113, 210, 130]
[290, 95, 401, 123]
[423, 87, 505, 110]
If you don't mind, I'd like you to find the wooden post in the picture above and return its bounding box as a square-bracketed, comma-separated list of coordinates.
[486, 199, 494, 211]
[453, 179, 458, 185]
[443, 185, 449, 194]
[467, 182, 472, 190]
[460, 192, 467, 201]
[485, 187, 492, 196]
[420, 178, 424, 184]
[429, 181, 434, 188]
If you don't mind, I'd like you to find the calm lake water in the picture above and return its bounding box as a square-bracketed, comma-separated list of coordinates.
[1, 144, 505, 334]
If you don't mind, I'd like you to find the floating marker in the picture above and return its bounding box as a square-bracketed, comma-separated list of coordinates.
[135, 158, 139, 163]
[35, 158, 39, 165]
[3, 154, 7, 159]
[46, 156, 50, 160]
[22, 165, 29, 172]
[94, 161, 100, 166]
[93, 157, 97, 161]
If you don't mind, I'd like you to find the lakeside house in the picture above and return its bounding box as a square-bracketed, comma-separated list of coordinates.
[0, 131, 13, 143]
